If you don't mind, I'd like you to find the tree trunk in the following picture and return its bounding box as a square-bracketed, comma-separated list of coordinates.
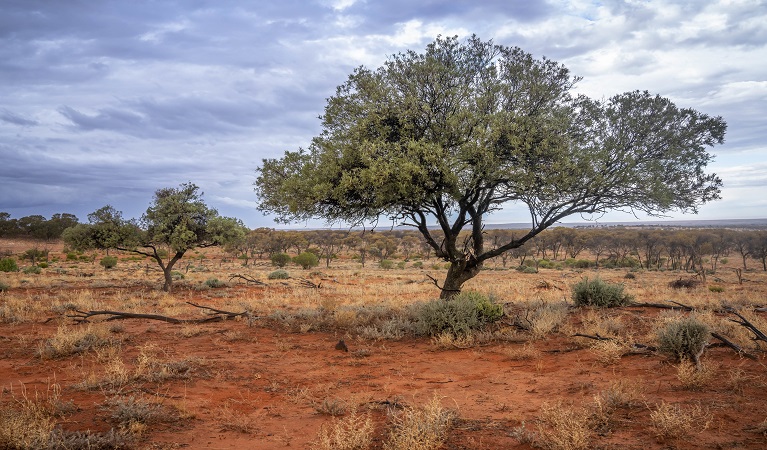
[439, 261, 482, 300]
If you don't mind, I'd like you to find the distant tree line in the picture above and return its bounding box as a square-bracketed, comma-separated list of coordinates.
[235, 226, 767, 272]
[0, 212, 79, 240]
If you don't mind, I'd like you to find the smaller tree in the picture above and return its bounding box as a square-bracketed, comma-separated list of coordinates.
[271, 252, 292, 267]
[63, 183, 247, 292]
[293, 251, 319, 269]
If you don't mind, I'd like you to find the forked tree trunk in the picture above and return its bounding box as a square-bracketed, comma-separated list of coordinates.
[439, 261, 483, 300]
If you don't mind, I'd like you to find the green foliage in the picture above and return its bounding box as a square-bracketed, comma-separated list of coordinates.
[0, 258, 18, 273]
[412, 261, 423, 269]
[37, 262, 48, 269]
[293, 252, 319, 269]
[516, 265, 537, 274]
[0, 281, 9, 292]
[708, 285, 724, 293]
[65, 252, 79, 261]
[379, 259, 394, 270]
[537, 259, 558, 269]
[23, 266, 41, 275]
[268, 269, 290, 280]
[23, 248, 47, 264]
[565, 258, 593, 269]
[255, 35, 725, 299]
[204, 278, 227, 288]
[99, 256, 118, 270]
[656, 317, 710, 362]
[397, 261, 406, 269]
[271, 253, 292, 267]
[572, 277, 632, 308]
[411, 291, 503, 337]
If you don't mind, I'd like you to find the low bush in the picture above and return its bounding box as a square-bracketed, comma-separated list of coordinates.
[0, 258, 18, 272]
[380, 259, 394, 270]
[204, 278, 227, 288]
[0, 281, 9, 292]
[411, 291, 503, 337]
[268, 269, 290, 280]
[565, 258, 593, 269]
[572, 278, 632, 307]
[656, 316, 710, 363]
[23, 266, 41, 275]
[100, 256, 118, 270]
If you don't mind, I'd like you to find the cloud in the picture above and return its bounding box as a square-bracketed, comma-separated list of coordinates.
[0, 108, 38, 126]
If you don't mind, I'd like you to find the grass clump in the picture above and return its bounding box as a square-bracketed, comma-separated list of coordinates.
[314, 409, 374, 450]
[384, 395, 454, 450]
[38, 324, 118, 359]
[535, 401, 592, 450]
[650, 401, 710, 441]
[411, 291, 503, 337]
[571, 277, 632, 307]
[204, 277, 227, 288]
[656, 316, 710, 364]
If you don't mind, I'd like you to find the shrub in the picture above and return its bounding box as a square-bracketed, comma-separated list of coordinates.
[100, 256, 118, 270]
[537, 259, 557, 269]
[23, 266, 41, 275]
[708, 285, 724, 293]
[565, 258, 593, 269]
[668, 277, 700, 289]
[37, 262, 49, 269]
[411, 291, 503, 337]
[571, 278, 632, 308]
[66, 252, 79, 261]
[0, 281, 9, 292]
[0, 258, 18, 272]
[268, 269, 290, 280]
[517, 265, 537, 274]
[572, 278, 618, 304]
[412, 261, 423, 269]
[397, 261, 406, 269]
[204, 278, 226, 288]
[293, 252, 319, 269]
[380, 259, 394, 270]
[656, 317, 710, 363]
[270, 253, 291, 267]
[384, 395, 454, 450]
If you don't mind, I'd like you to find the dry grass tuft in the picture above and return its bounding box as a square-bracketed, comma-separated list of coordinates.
[676, 359, 717, 390]
[37, 323, 119, 359]
[383, 395, 455, 450]
[313, 409, 374, 450]
[649, 401, 710, 441]
[535, 401, 592, 450]
[504, 343, 541, 361]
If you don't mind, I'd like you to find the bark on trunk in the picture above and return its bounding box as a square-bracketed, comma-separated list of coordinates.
[439, 261, 482, 300]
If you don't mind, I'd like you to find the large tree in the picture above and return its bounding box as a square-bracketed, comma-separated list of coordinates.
[64, 182, 247, 292]
[255, 36, 725, 298]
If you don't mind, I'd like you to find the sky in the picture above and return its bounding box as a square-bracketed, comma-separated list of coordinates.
[1, 0, 766, 229]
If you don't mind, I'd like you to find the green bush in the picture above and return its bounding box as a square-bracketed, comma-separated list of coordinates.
[268, 269, 290, 280]
[271, 253, 292, 267]
[293, 252, 319, 269]
[564, 258, 593, 269]
[411, 291, 504, 337]
[99, 256, 118, 270]
[656, 317, 710, 362]
[397, 261, 406, 269]
[23, 266, 41, 275]
[412, 261, 423, 269]
[537, 259, 557, 269]
[571, 277, 632, 307]
[66, 252, 79, 261]
[204, 277, 227, 288]
[37, 262, 49, 269]
[0, 281, 9, 292]
[708, 285, 724, 293]
[0, 258, 18, 272]
[380, 259, 394, 270]
[516, 265, 537, 274]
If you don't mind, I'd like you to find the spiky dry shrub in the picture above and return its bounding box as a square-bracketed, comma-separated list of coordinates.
[589, 339, 631, 365]
[316, 398, 348, 417]
[676, 359, 717, 390]
[514, 301, 569, 339]
[649, 401, 710, 441]
[37, 324, 119, 359]
[655, 316, 710, 364]
[535, 402, 592, 450]
[571, 277, 632, 308]
[105, 394, 177, 437]
[313, 409, 374, 450]
[383, 395, 455, 450]
[0, 385, 57, 448]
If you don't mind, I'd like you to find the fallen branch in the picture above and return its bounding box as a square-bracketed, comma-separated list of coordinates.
[710, 332, 757, 359]
[727, 307, 767, 344]
[66, 302, 257, 325]
[228, 273, 267, 286]
[627, 300, 694, 311]
[298, 278, 322, 289]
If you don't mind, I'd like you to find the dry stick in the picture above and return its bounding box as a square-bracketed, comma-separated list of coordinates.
[627, 300, 694, 311]
[726, 307, 767, 344]
[67, 302, 254, 324]
[228, 273, 267, 286]
[298, 278, 321, 289]
[572, 333, 657, 352]
[710, 332, 757, 360]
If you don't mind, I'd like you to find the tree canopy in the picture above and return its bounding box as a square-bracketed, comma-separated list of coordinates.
[255, 35, 725, 298]
[64, 182, 247, 292]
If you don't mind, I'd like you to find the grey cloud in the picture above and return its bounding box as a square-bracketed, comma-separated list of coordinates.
[0, 109, 38, 126]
